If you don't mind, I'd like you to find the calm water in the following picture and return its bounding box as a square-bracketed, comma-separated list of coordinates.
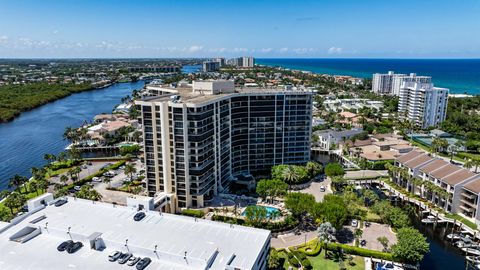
[0, 81, 145, 190]
[415, 222, 465, 270]
[257, 58, 480, 95]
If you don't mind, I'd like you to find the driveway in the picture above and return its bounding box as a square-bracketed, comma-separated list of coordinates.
[49, 161, 111, 185]
[271, 230, 318, 249]
[298, 177, 332, 202]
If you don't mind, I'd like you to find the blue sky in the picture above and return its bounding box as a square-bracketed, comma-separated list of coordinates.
[0, 0, 479, 58]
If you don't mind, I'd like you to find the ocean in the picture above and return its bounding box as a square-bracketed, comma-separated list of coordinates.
[256, 58, 480, 95]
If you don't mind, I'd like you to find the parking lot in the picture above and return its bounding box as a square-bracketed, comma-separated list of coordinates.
[298, 176, 332, 202]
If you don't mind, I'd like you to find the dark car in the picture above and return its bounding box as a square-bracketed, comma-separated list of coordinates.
[66, 241, 83, 254]
[108, 251, 123, 262]
[136, 257, 151, 270]
[118, 253, 132, 264]
[57, 240, 74, 252]
[55, 198, 68, 207]
[127, 256, 140, 266]
[133, 212, 146, 221]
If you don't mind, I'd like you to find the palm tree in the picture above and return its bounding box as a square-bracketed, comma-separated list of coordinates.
[431, 137, 449, 157]
[60, 175, 69, 186]
[465, 159, 480, 173]
[37, 178, 49, 193]
[318, 222, 336, 258]
[9, 174, 28, 193]
[3, 192, 26, 214]
[282, 165, 299, 185]
[29, 180, 39, 195]
[124, 163, 137, 180]
[103, 177, 112, 188]
[305, 161, 322, 178]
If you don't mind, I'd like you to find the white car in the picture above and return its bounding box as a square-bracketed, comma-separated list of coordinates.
[351, 219, 358, 227]
[92, 177, 101, 183]
[319, 186, 326, 192]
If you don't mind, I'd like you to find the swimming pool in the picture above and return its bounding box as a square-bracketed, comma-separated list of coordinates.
[241, 205, 281, 219]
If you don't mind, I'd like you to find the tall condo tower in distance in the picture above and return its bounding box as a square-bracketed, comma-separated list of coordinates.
[136, 80, 312, 212]
[398, 82, 449, 128]
[372, 71, 432, 96]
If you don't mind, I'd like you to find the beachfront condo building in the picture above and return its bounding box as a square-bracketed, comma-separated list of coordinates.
[228, 56, 255, 68]
[398, 82, 448, 129]
[136, 80, 312, 211]
[372, 71, 432, 96]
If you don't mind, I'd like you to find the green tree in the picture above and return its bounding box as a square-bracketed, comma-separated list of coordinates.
[75, 185, 102, 201]
[60, 174, 69, 186]
[124, 163, 137, 180]
[244, 205, 267, 227]
[3, 192, 26, 215]
[284, 192, 315, 218]
[317, 222, 336, 258]
[391, 227, 429, 263]
[318, 195, 348, 229]
[377, 236, 390, 252]
[8, 174, 28, 193]
[267, 249, 282, 270]
[305, 161, 323, 178]
[324, 163, 344, 177]
[256, 179, 288, 203]
[0, 206, 14, 222]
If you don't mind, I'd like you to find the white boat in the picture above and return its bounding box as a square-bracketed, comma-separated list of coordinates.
[466, 256, 480, 263]
[446, 233, 463, 241]
[462, 247, 480, 256]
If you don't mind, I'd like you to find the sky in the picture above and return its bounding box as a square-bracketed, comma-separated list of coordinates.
[0, 0, 479, 58]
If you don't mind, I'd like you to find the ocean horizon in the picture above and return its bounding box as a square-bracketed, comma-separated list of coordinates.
[256, 58, 480, 95]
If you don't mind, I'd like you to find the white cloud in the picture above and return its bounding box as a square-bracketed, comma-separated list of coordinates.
[53, 30, 59, 35]
[328, 47, 343, 54]
[278, 47, 289, 53]
[259, 48, 273, 53]
[188, 45, 203, 53]
[232, 47, 248, 53]
[0, 35, 8, 44]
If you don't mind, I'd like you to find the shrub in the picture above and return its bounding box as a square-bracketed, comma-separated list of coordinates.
[288, 256, 300, 267]
[326, 242, 396, 261]
[302, 258, 312, 269]
[181, 209, 205, 218]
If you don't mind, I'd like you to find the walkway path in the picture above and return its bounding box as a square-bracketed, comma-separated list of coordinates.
[271, 230, 318, 249]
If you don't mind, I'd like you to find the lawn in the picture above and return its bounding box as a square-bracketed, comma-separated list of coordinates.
[309, 251, 365, 270]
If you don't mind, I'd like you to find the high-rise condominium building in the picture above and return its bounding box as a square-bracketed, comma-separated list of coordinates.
[240, 56, 255, 68]
[214, 57, 226, 67]
[372, 71, 432, 96]
[202, 61, 220, 72]
[136, 80, 312, 211]
[398, 82, 448, 128]
[392, 73, 432, 96]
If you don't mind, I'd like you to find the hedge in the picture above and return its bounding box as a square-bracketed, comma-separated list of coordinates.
[50, 159, 82, 171]
[297, 240, 322, 256]
[181, 209, 205, 218]
[301, 258, 312, 269]
[326, 242, 396, 261]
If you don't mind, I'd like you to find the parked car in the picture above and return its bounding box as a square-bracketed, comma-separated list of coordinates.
[351, 219, 358, 227]
[128, 256, 140, 266]
[66, 241, 83, 254]
[87, 161, 93, 166]
[108, 251, 123, 262]
[92, 177, 102, 183]
[319, 186, 326, 192]
[57, 240, 74, 252]
[136, 257, 152, 270]
[74, 186, 82, 192]
[118, 252, 132, 264]
[134, 212, 146, 221]
[81, 164, 88, 169]
[54, 198, 68, 207]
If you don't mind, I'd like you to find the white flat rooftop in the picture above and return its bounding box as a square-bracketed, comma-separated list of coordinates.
[0, 197, 270, 270]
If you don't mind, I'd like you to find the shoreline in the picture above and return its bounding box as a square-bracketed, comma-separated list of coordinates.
[256, 58, 480, 96]
[0, 81, 118, 124]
